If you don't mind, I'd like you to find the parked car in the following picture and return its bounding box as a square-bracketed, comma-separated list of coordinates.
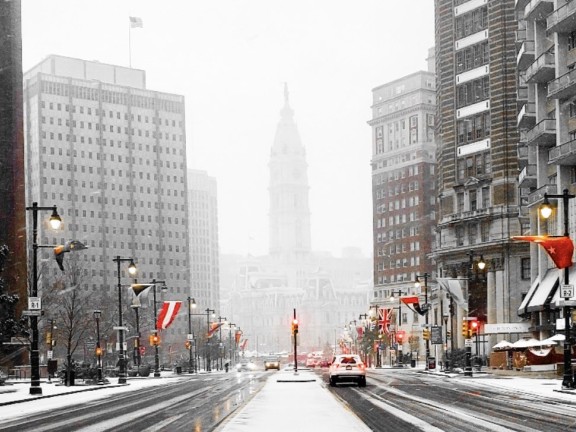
[263, 356, 280, 371]
[328, 354, 366, 387]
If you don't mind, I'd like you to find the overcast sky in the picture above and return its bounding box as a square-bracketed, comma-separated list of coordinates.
[21, 0, 435, 258]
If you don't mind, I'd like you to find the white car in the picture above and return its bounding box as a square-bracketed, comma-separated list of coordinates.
[328, 354, 366, 387]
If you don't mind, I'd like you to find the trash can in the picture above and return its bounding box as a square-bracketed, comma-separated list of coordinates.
[427, 357, 436, 370]
[175, 366, 182, 374]
[410, 359, 416, 368]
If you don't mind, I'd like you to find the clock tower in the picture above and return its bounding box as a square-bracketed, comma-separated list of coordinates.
[268, 84, 311, 280]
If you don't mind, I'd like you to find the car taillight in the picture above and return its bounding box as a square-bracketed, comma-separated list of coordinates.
[358, 363, 365, 370]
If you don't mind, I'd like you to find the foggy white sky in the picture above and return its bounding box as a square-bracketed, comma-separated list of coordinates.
[21, 0, 435, 258]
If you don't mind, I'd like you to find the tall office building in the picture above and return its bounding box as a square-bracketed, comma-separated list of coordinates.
[516, 1, 576, 338]
[187, 169, 220, 312]
[368, 49, 437, 361]
[433, 0, 529, 350]
[23, 55, 190, 344]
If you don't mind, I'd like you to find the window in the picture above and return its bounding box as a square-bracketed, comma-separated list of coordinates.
[521, 258, 531, 280]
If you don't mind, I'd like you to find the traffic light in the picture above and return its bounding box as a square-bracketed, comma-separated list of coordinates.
[446, 330, 451, 339]
[469, 319, 479, 338]
[139, 346, 146, 356]
[291, 319, 299, 335]
[461, 319, 469, 338]
[422, 328, 430, 341]
[396, 331, 405, 343]
[185, 341, 192, 350]
[95, 346, 102, 356]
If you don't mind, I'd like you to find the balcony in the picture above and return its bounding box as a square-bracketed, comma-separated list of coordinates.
[547, 1, 576, 34]
[527, 184, 558, 207]
[516, 0, 531, 12]
[548, 68, 576, 99]
[525, 51, 555, 83]
[517, 141, 528, 169]
[517, 86, 528, 105]
[517, 102, 536, 129]
[524, 0, 554, 22]
[518, 164, 537, 188]
[524, 118, 556, 147]
[549, 138, 576, 165]
[517, 40, 535, 70]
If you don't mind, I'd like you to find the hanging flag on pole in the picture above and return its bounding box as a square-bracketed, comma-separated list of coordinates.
[156, 301, 181, 330]
[512, 235, 574, 269]
[129, 16, 143, 28]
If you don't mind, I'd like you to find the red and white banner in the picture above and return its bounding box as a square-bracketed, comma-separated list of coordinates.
[156, 301, 182, 330]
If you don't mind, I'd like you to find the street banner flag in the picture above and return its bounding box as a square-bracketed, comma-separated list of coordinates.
[129, 16, 143, 28]
[512, 235, 574, 269]
[131, 283, 153, 296]
[130, 283, 154, 309]
[378, 307, 392, 334]
[54, 240, 88, 272]
[207, 322, 223, 338]
[156, 301, 181, 330]
[356, 326, 364, 340]
[235, 330, 242, 344]
[240, 339, 248, 350]
[400, 296, 428, 316]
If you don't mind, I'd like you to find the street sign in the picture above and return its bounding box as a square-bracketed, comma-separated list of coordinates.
[113, 326, 129, 331]
[187, 333, 194, 341]
[562, 284, 574, 299]
[47, 350, 53, 359]
[22, 310, 42, 316]
[28, 297, 41, 310]
[484, 323, 531, 334]
[465, 338, 473, 347]
[431, 326, 443, 344]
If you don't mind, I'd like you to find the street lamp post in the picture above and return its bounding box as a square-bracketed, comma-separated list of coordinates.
[466, 251, 485, 377]
[206, 308, 215, 371]
[358, 313, 368, 364]
[218, 316, 227, 370]
[26, 203, 62, 395]
[540, 189, 576, 389]
[131, 303, 141, 367]
[390, 290, 405, 366]
[112, 256, 137, 384]
[415, 274, 430, 369]
[228, 323, 236, 369]
[94, 310, 104, 384]
[187, 297, 197, 373]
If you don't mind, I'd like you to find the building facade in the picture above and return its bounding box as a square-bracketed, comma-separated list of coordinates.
[187, 169, 220, 313]
[516, 0, 576, 339]
[23, 55, 190, 353]
[433, 0, 530, 353]
[368, 49, 437, 364]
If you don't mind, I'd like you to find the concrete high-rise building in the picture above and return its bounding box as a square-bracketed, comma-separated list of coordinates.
[433, 0, 529, 352]
[187, 169, 220, 312]
[23, 55, 190, 346]
[368, 48, 437, 363]
[516, 1, 576, 340]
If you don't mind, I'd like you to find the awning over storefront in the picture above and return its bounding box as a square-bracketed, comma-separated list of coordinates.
[518, 269, 559, 316]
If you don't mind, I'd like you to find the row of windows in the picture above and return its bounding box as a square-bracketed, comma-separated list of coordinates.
[374, 166, 421, 184]
[456, 112, 490, 145]
[40, 81, 184, 113]
[456, 186, 491, 213]
[455, 6, 488, 40]
[60, 207, 187, 224]
[40, 103, 184, 128]
[456, 41, 489, 74]
[376, 197, 421, 214]
[41, 122, 183, 142]
[377, 255, 421, 270]
[457, 76, 490, 108]
[455, 221, 491, 246]
[375, 182, 420, 199]
[42, 165, 186, 184]
[378, 225, 422, 242]
[376, 211, 420, 228]
[374, 151, 421, 170]
[457, 152, 492, 181]
[42, 139, 184, 157]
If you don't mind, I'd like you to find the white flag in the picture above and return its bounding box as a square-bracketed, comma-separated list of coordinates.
[129, 16, 143, 28]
